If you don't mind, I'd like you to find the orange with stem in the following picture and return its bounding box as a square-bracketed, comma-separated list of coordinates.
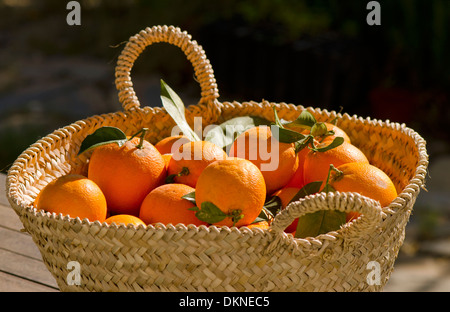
[195, 158, 266, 227]
[167, 140, 227, 188]
[88, 129, 166, 216]
[324, 162, 398, 222]
[139, 183, 208, 226]
[303, 139, 369, 186]
[228, 125, 298, 194]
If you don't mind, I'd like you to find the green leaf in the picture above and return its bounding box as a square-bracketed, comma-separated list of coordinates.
[78, 126, 127, 155]
[288, 181, 323, 205]
[194, 201, 227, 224]
[321, 183, 336, 193]
[272, 125, 307, 144]
[204, 116, 271, 149]
[203, 124, 229, 149]
[260, 182, 321, 230]
[272, 106, 313, 144]
[263, 195, 283, 218]
[294, 209, 346, 239]
[290, 181, 346, 238]
[272, 106, 284, 128]
[252, 205, 273, 224]
[160, 79, 200, 142]
[250, 215, 267, 224]
[283, 110, 317, 129]
[181, 191, 197, 205]
[312, 136, 345, 152]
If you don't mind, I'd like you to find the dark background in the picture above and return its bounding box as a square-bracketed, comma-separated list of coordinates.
[0, 0, 449, 272]
[1, 0, 449, 172]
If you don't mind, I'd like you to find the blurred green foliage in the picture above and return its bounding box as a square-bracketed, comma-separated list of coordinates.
[1, 1, 448, 71]
[0, 0, 449, 173]
[1, 0, 447, 86]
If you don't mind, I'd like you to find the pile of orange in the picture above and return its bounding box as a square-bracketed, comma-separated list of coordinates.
[34, 108, 398, 235]
[267, 115, 397, 233]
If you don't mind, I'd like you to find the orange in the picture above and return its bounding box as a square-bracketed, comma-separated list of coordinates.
[284, 121, 351, 189]
[88, 136, 166, 217]
[162, 153, 172, 170]
[285, 147, 308, 189]
[325, 162, 398, 222]
[245, 220, 270, 230]
[328, 123, 351, 143]
[312, 122, 351, 144]
[228, 125, 298, 194]
[139, 183, 208, 226]
[168, 140, 227, 187]
[272, 186, 302, 233]
[303, 139, 369, 186]
[155, 135, 190, 155]
[35, 174, 107, 222]
[195, 158, 266, 227]
[104, 214, 146, 227]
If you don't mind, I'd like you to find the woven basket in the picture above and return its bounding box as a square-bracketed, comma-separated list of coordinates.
[6, 25, 428, 292]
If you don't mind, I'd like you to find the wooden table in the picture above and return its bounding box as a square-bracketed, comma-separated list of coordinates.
[0, 173, 59, 291]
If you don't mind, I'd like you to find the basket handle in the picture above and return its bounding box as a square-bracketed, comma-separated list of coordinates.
[115, 25, 220, 114]
[266, 192, 384, 256]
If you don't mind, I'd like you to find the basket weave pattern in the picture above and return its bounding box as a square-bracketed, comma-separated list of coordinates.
[6, 26, 428, 292]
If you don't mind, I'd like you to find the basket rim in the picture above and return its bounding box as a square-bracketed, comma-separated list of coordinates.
[11, 190, 380, 257]
[5, 102, 429, 246]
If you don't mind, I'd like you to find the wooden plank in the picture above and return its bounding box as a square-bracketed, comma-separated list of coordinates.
[1, 173, 59, 291]
[1, 172, 26, 232]
[0, 248, 59, 290]
[0, 271, 58, 292]
[0, 173, 9, 207]
[0, 177, 44, 261]
[0, 202, 27, 233]
[0, 205, 24, 232]
[0, 227, 44, 261]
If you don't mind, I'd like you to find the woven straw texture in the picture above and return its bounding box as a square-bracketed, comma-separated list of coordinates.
[6, 25, 428, 292]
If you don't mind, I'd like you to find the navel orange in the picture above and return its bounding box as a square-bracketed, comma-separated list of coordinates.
[88, 136, 166, 216]
[228, 125, 298, 194]
[195, 158, 266, 227]
[303, 139, 369, 186]
[139, 183, 208, 226]
[245, 220, 270, 230]
[155, 135, 190, 155]
[104, 214, 146, 227]
[35, 174, 107, 222]
[167, 140, 227, 187]
[325, 162, 398, 222]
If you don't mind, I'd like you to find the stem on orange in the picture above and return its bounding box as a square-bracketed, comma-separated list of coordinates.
[128, 128, 149, 149]
[326, 164, 343, 185]
[179, 166, 190, 177]
[230, 209, 244, 226]
[136, 128, 149, 149]
[321, 164, 343, 193]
